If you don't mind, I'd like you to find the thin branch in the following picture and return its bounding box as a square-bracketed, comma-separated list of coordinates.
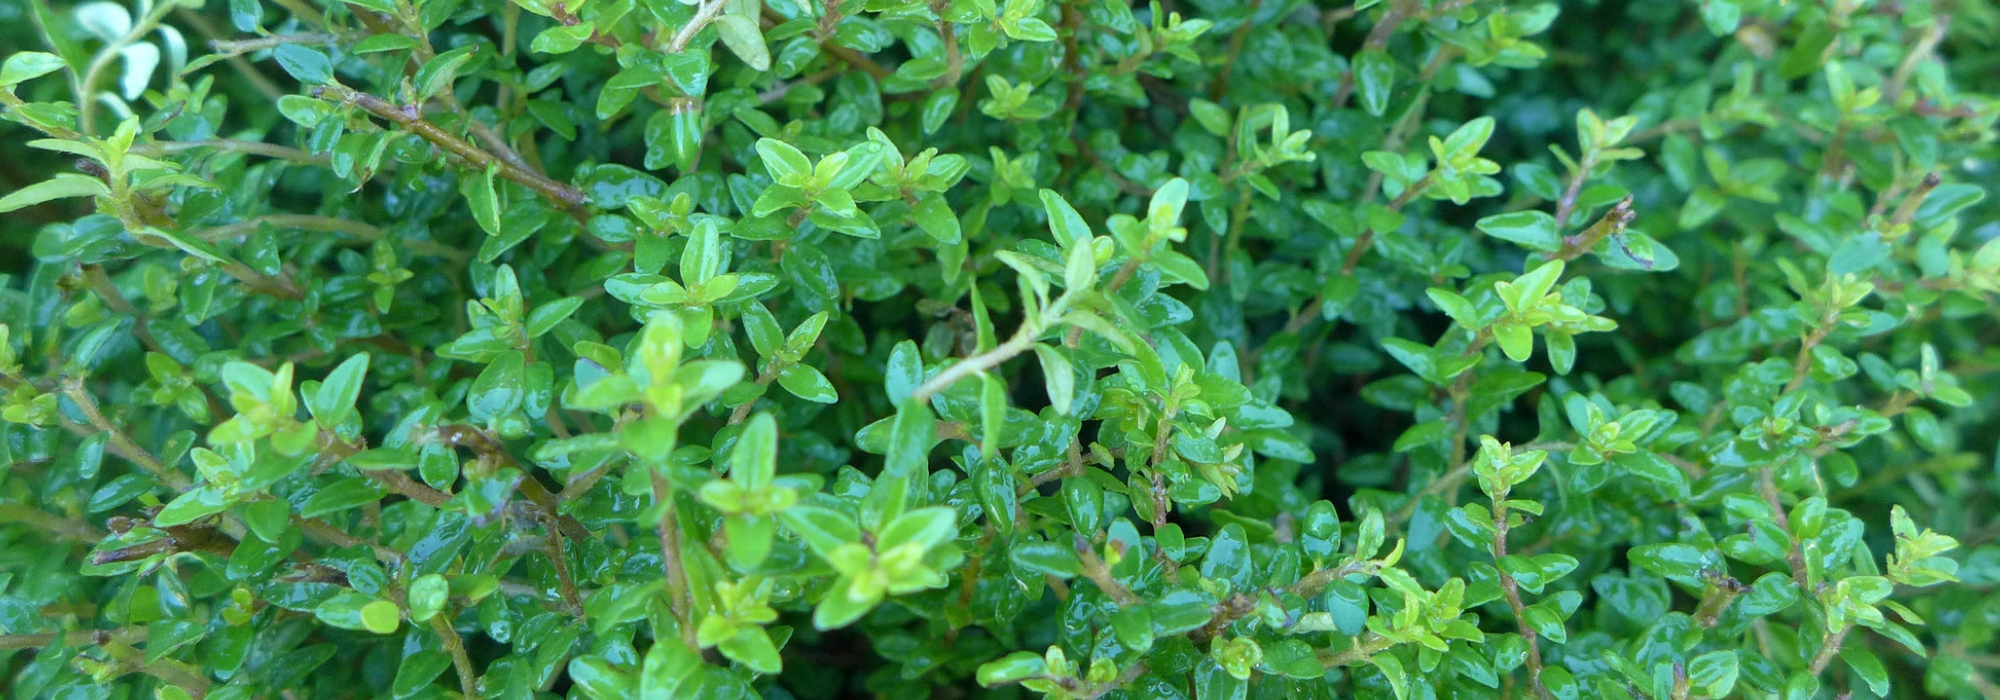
[1074, 661, 1150, 700]
[1208, 0, 1263, 101]
[822, 43, 894, 80]
[321, 434, 453, 507]
[1884, 17, 1948, 103]
[190, 214, 465, 261]
[59, 376, 191, 491]
[650, 473, 702, 651]
[141, 138, 327, 165]
[1492, 492, 1548, 698]
[1808, 624, 1852, 675]
[77, 0, 178, 134]
[1287, 560, 1368, 598]
[207, 32, 337, 55]
[1551, 149, 1598, 230]
[910, 325, 1037, 406]
[1074, 534, 1141, 606]
[1757, 465, 1813, 589]
[1552, 196, 1636, 262]
[1339, 173, 1433, 275]
[171, 9, 288, 100]
[0, 627, 143, 650]
[1318, 633, 1396, 667]
[0, 503, 104, 541]
[431, 616, 480, 696]
[314, 84, 589, 212]
[192, 214, 388, 242]
[1889, 172, 1942, 229]
[667, 0, 731, 53]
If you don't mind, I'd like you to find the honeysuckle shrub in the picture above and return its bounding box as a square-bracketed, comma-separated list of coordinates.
[3, 0, 2000, 697]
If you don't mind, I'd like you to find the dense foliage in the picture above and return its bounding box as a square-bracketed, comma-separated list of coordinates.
[4, 0, 2000, 697]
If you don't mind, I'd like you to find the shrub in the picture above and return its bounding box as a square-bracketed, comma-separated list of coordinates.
[4, 0, 2000, 697]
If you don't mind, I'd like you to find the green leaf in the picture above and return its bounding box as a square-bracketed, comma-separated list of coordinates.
[756, 138, 812, 188]
[393, 651, 452, 697]
[1904, 406, 1944, 453]
[311, 353, 369, 428]
[154, 486, 232, 527]
[714, 15, 770, 71]
[812, 581, 881, 629]
[0, 174, 111, 213]
[1189, 99, 1232, 136]
[1150, 589, 1216, 636]
[1153, 250, 1210, 290]
[463, 166, 502, 235]
[1628, 542, 1712, 582]
[775, 363, 836, 403]
[531, 22, 596, 54]
[1039, 189, 1091, 246]
[345, 447, 417, 471]
[360, 599, 400, 634]
[301, 478, 388, 517]
[1443, 116, 1497, 159]
[1687, 650, 1739, 697]
[878, 506, 958, 553]
[1354, 50, 1395, 117]
[1476, 211, 1562, 252]
[469, 351, 527, 422]
[0, 52, 67, 87]
[1839, 647, 1888, 696]
[1914, 183, 1985, 229]
[1492, 319, 1533, 362]
[976, 651, 1048, 687]
[1371, 652, 1409, 700]
[1032, 344, 1075, 415]
[780, 506, 859, 556]
[407, 573, 448, 622]
[884, 399, 935, 483]
[639, 638, 703, 698]
[228, 0, 262, 32]
[272, 44, 333, 84]
[1008, 540, 1081, 578]
[414, 45, 475, 100]
[730, 413, 778, 489]
[913, 192, 961, 243]
[526, 297, 585, 337]
[716, 627, 781, 673]
[1700, 0, 1740, 35]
